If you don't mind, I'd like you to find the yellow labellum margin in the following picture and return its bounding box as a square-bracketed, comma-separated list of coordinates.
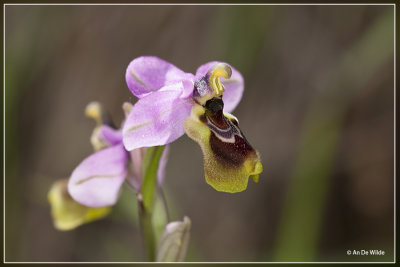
[184, 96, 263, 193]
[48, 179, 110, 231]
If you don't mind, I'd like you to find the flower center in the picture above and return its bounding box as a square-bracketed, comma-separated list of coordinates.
[208, 63, 232, 97]
[193, 63, 232, 106]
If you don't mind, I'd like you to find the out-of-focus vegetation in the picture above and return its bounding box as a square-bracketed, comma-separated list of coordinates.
[5, 5, 394, 262]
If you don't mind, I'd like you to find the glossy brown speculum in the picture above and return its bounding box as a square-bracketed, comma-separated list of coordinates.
[200, 97, 257, 168]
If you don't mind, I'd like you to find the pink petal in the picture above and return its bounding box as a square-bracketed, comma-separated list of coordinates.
[122, 89, 193, 151]
[195, 61, 219, 80]
[157, 145, 170, 186]
[127, 147, 147, 191]
[126, 56, 194, 98]
[99, 125, 122, 146]
[195, 61, 244, 113]
[68, 144, 127, 208]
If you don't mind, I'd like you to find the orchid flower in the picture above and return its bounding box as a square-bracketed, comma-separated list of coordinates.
[123, 56, 262, 193]
[66, 102, 169, 208]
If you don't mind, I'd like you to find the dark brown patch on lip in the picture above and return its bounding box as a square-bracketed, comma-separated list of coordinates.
[209, 131, 255, 167]
[201, 96, 257, 167]
[207, 110, 229, 129]
[204, 98, 229, 129]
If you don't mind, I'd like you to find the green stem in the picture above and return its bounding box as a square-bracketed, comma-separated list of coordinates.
[142, 146, 165, 211]
[137, 145, 166, 261]
[138, 193, 156, 262]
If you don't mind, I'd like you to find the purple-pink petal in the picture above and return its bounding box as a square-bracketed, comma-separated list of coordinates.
[195, 61, 244, 113]
[99, 125, 122, 146]
[122, 89, 193, 151]
[157, 145, 170, 186]
[179, 80, 195, 99]
[126, 56, 194, 99]
[195, 61, 219, 80]
[68, 144, 127, 208]
[126, 147, 147, 191]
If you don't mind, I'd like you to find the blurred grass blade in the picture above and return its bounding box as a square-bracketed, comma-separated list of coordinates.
[274, 109, 343, 261]
[274, 9, 394, 262]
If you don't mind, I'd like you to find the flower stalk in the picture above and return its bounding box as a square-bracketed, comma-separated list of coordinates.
[137, 193, 156, 261]
[137, 145, 166, 261]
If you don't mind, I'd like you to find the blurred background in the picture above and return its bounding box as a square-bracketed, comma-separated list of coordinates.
[5, 4, 394, 262]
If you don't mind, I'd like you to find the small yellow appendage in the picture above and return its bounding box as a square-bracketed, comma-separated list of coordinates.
[208, 63, 232, 97]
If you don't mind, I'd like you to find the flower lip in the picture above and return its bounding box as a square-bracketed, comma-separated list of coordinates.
[184, 104, 263, 193]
